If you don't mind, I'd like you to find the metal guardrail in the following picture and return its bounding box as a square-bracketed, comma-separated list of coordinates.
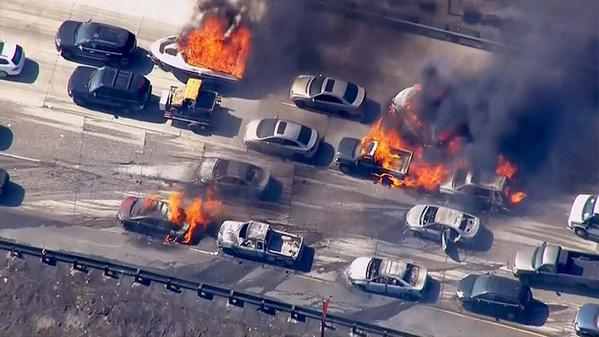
[310, 0, 509, 53]
[0, 238, 421, 337]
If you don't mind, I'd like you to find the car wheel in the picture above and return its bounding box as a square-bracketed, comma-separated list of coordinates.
[506, 312, 516, 321]
[294, 100, 306, 109]
[60, 50, 72, 59]
[412, 230, 422, 238]
[575, 228, 588, 238]
[73, 97, 86, 106]
[0, 71, 7, 79]
[220, 247, 234, 256]
[339, 164, 351, 174]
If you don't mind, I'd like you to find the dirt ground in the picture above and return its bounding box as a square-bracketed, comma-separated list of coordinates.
[0, 253, 347, 337]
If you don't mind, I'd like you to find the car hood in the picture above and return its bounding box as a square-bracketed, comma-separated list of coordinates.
[406, 204, 427, 228]
[243, 119, 262, 142]
[514, 248, 536, 272]
[217, 221, 243, 246]
[197, 158, 219, 182]
[457, 274, 478, 298]
[347, 257, 371, 282]
[290, 75, 312, 98]
[577, 304, 599, 332]
[68, 66, 95, 93]
[56, 20, 80, 47]
[434, 207, 464, 228]
[117, 196, 137, 220]
[569, 194, 595, 224]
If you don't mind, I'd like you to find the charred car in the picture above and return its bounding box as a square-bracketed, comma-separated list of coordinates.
[406, 204, 480, 243]
[335, 137, 413, 179]
[217, 220, 304, 267]
[116, 196, 191, 242]
[439, 168, 507, 209]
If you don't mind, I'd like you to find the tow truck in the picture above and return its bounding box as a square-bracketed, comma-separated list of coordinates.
[159, 78, 221, 134]
[335, 137, 413, 180]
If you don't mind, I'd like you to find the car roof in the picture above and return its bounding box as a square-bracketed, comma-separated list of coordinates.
[214, 159, 256, 181]
[322, 77, 348, 98]
[90, 67, 146, 93]
[471, 275, 525, 299]
[465, 170, 506, 191]
[81, 22, 129, 46]
[433, 206, 464, 229]
[246, 221, 269, 241]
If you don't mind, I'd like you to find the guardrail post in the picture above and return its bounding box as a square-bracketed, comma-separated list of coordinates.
[165, 278, 181, 293]
[72, 259, 88, 273]
[41, 249, 56, 266]
[289, 305, 305, 322]
[9, 249, 22, 258]
[134, 269, 150, 286]
[197, 284, 214, 300]
[259, 299, 275, 315]
[103, 265, 118, 278]
[228, 290, 243, 307]
[351, 323, 367, 336]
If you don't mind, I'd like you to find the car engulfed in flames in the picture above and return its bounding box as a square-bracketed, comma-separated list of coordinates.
[364, 85, 527, 207]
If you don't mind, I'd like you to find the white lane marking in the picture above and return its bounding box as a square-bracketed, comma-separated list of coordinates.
[428, 306, 548, 337]
[0, 152, 42, 163]
[187, 248, 219, 256]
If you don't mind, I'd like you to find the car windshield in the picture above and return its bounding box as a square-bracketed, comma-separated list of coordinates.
[256, 119, 277, 138]
[366, 258, 382, 279]
[239, 222, 250, 239]
[459, 216, 469, 231]
[88, 68, 103, 89]
[422, 206, 438, 225]
[214, 159, 229, 179]
[11, 45, 23, 64]
[582, 195, 597, 221]
[343, 83, 359, 103]
[75, 22, 96, 45]
[297, 126, 312, 146]
[309, 76, 326, 97]
[452, 169, 467, 188]
[246, 166, 263, 184]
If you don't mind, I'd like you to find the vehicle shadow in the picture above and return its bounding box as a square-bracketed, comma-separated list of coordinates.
[520, 299, 549, 326]
[210, 107, 242, 138]
[0, 125, 14, 151]
[3, 59, 39, 84]
[123, 48, 155, 75]
[458, 225, 494, 252]
[361, 98, 381, 124]
[301, 142, 335, 168]
[89, 96, 167, 124]
[221, 245, 315, 272]
[260, 178, 283, 202]
[0, 182, 25, 207]
[419, 277, 441, 304]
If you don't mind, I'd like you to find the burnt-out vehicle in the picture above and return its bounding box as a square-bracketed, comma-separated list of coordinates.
[439, 168, 508, 209]
[335, 137, 413, 179]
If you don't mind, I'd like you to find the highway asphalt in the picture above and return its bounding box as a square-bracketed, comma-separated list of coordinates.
[0, 0, 597, 336]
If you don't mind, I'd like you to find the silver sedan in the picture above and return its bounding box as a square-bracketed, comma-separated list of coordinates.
[243, 118, 321, 159]
[406, 204, 480, 243]
[197, 158, 271, 199]
[290, 74, 366, 118]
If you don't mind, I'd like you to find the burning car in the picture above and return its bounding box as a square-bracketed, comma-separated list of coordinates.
[117, 191, 221, 244]
[439, 168, 508, 208]
[149, 14, 250, 83]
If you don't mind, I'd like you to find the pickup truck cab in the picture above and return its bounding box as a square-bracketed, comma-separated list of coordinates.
[439, 168, 507, 208]
[217, 220, 304, 266]
[513, 242, 599, 289]
[568, 194, 599, 240]
[335, 137, 412, 179]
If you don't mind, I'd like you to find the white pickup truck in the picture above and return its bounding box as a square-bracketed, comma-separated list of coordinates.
[217, 220, 304, 267]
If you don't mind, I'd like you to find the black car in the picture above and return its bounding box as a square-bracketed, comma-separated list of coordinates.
[0, 168, 8, 196]
[55, 20, 136, 65]
[575, 304, 599, 337]
[457, 273, 532, 320]
[68, 66, 151, 112]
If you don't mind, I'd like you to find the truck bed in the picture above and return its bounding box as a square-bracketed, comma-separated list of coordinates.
[385, 148, 413, 175]
[561, 252, 599, 280]
[267, 231, 302, 260]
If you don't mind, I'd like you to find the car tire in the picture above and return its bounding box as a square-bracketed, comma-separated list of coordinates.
[575, 228, 588, 238]
[506, 312, 516, 321]
[73, 97, 86, 106]
[294, 100, 306, 109]
[60, 50, 72, 59]
[0, 71, 7, 79]
[412, 230, 422, 239]
[220, 247, 234, 256]
[339, 164, 351, 174]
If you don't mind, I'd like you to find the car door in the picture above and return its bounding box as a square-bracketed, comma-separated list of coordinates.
[78, 41, 102, 60]
[424, 223, 444, 241]
[587, 216, 599, 239]
[314, 94, 345, 112]
[366, 276, 387, 294]
[281, 139, 302, 156]
[385, 277, 407, 296]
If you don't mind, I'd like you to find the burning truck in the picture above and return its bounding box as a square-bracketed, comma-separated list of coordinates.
[149, 14, 250, 83]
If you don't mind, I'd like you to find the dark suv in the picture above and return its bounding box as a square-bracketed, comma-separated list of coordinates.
[55, 20, 136, 65]
[68, 66, 151, 112]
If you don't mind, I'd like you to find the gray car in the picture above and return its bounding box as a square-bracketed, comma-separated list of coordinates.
[197, 158, 271, 199]
[575, 304, 599, 337]
[406, 204, 480, 243]
[243, 118, 321, 159]
[290, 74, 366, 118]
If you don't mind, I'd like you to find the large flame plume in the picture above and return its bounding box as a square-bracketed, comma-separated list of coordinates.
[179, 15, 251, 79]
[142, 190, 222, 244]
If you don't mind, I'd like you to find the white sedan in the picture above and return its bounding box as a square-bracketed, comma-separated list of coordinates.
[0, 41, 25, 78]
[406, 204, 480, 243]
[346, 256, 428, 299]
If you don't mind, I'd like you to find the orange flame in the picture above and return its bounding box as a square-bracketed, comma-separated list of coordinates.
[496, 155, 517, 179]
[168, 191, 185, 225]
[510, 191, 527, 204]
[182, 188, 222, 244]
[179, 15, 251, 79]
